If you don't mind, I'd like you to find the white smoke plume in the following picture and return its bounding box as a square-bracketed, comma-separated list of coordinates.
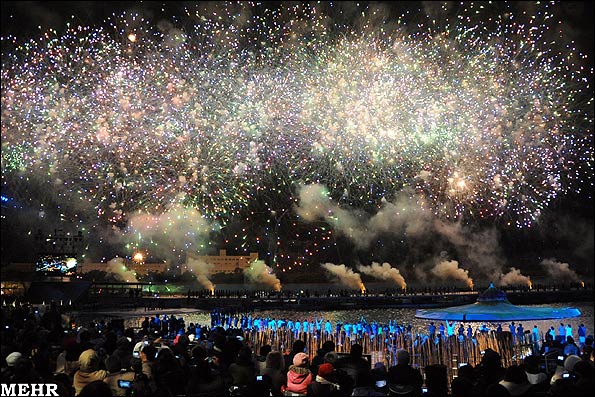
[295, 184, 432, 249]
[294, 184, 334, 222]
[433, 220, 505, 281]
[122, 203, 213, 262]
[540, 258, 580, 282]
[321, 263, 365, 291]
[357, 262, 407, 290]
[185, 256, 216, 291]
[294, 184, 369, 245]
[499, 267, 531, 287]
[367, 193, 434, 239]
[106, 257, 138, 282]
[243, 260, 281, 291]
[295, 183, 521, 285]
[430, 259, 474, 289]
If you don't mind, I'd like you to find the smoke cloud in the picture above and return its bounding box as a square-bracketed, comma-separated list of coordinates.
[433, 220, 505, 281]
[430, 259, 474, 289]
[295, 184, 432, 250]
[499, 267, 531, 287]
[122, 203, 213, 263]
[357, 262, 407, 289]
[185, 256, 216, 291]
[296, 182, 586, 288]
[243, 260, 281, 291]
[294, 184, 369, 246]
[321, 263, 365, 291]
[540, 258, 580, 282]
[368, 194, 434, 239]
[296, 183, 507, 282]
[106, 257, 138, 282]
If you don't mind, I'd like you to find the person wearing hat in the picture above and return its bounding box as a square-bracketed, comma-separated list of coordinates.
[73, 349, 108, 395]
[2, 351, 23, 381]
[307, 362, 342, 397]
[285, 352, 313, 394]
[5, 351, 22, 367]
[133, 341, 145, 359]
[550, 354, 582, 385]
[284, 339, 307, 373]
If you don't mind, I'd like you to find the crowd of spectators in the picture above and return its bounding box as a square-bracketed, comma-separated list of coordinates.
[2, 301, 594, 397]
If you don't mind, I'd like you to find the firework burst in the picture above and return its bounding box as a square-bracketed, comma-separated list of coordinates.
[1, 2, 592, 259]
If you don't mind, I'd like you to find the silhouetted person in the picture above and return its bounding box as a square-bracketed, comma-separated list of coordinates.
[78, 380, 113, 397]
[284, 340, 306, 373]
[387, 349, 423, 397]
[335, 343, 370, 388]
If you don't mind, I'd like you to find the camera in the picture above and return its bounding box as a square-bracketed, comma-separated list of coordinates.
[422, 387, 428, 394]
[557, 355, 564, 361]
[562, 373, 571, 379]
[118, 380, 132, 389]
[256, 375, 263, 381]
[133, 351, 140, 358]
[375, 380, 387, 388]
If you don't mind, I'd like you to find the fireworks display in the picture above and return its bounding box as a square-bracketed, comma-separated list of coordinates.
[1, 2, 592, 278]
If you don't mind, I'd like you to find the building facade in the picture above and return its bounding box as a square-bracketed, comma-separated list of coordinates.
[187, 249, 259, 274]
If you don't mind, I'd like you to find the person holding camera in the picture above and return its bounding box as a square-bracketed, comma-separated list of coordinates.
[103, 355, 135, 397]
[550, 355, 581, 385]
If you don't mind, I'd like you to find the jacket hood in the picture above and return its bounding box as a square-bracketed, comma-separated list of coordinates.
[78, 349, 101, 372]
[287, 366, 312, 384]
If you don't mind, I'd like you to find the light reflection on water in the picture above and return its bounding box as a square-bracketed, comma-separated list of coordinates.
[116, 302, 593, 336]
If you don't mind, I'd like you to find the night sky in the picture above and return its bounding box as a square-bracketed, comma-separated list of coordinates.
[1, 1, 593, 287]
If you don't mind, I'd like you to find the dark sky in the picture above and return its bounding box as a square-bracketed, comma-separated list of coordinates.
[1, 1, 593, 282]
[2, 2, 592, 44]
